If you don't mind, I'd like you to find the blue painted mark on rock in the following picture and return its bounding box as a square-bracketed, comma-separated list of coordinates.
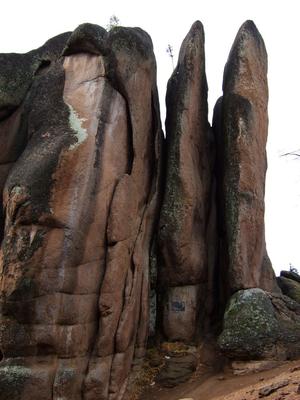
[171, 301, 185, 312]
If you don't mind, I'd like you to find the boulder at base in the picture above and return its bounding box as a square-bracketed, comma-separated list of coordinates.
[218, 288, 300, 360]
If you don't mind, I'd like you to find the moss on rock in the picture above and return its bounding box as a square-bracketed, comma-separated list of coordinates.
[218, 288, 300, 360]
[63, 23, 107, 55]
[0, 364, 30, 398]
[218, 288, 280, 359]
[0, 31, 70, 118]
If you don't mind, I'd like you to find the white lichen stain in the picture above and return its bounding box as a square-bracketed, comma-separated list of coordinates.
[67, 104, 88, 150]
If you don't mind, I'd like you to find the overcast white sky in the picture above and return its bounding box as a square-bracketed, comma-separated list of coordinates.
[1, 0, 299, 274]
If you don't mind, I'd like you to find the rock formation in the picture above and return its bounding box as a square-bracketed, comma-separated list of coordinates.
[0, 23, 162, 400]
[218, 288, 300, 360]
[157, 21, 215, 342]
[215, 21, 299, 362]
[213, 20, 278, 297]
[0, 32, 72, 244]
[277, 270, 300, 303]
[0, 19, 299, 400]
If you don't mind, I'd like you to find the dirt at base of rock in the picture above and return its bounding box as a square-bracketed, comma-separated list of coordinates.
[142, 360, 300, 400]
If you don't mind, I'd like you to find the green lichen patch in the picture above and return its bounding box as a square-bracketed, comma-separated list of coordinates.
[67, 104, 88, 150]
[0, 364, 30, 398]
[63, 23, 107, 56]
[218, 288, 280, 359]
[108, 26, 153, 59]
[0, 32, 70, 117]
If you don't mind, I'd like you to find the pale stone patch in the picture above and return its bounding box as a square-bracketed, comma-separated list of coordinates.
[67, 103, 87, 150]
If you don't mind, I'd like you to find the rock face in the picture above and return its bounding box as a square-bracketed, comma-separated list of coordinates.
[213, 21, 277, 296]
[0, 32, 71, 244]
[280, 270, 300, 284]
[218, 288, 300, 360]
[0, 19, 298, 400]
[157, 21, 215, 342]
[0, 23, 162, 400]
[215, 22, 300, 364]
[277, 275, 300, 304]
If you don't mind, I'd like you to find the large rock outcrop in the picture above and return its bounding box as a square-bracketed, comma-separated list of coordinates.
[213, 21, 300, 364]
[213, 21, 278, 297]
[0, 23, 163, 400]
[157, 21, 215, 342]
[0, 19, 299, 400]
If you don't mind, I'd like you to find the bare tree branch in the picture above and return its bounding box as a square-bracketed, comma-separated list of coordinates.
[281, 149, 300, 158]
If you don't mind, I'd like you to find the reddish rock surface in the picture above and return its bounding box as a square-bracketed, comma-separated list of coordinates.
[157, 21, 215, 342]
[0, 19, 298, 400]
[0, 24, 162, 400]
[213, 21, 278, 296]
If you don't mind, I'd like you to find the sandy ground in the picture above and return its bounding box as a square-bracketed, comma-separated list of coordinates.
[142, 360, 300, 400]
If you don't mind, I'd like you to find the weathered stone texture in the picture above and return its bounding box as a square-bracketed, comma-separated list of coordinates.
[218, 288, 300, 360]
[213, 21, 278, 295]
[0, 23, 162, 400]
[0, 32, 71, 244]
[158, 21, 215, 342]
[277, 275, 300, 304]
[0, 19, 297, 400]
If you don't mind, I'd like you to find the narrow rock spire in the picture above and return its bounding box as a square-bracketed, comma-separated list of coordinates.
[158, 21, 215, 342]
[213, 20, 278, 295]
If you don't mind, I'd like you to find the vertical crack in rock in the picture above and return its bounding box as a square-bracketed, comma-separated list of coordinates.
[157, 21, 215, 342]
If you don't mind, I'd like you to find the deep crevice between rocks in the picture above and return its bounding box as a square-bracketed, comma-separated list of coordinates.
[0, 105, 16, 121]
[125, 100, 134, 175]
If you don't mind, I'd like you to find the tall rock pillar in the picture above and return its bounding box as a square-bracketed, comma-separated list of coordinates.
[213, 21, 278, 297]
[158, 21, 215, 342]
